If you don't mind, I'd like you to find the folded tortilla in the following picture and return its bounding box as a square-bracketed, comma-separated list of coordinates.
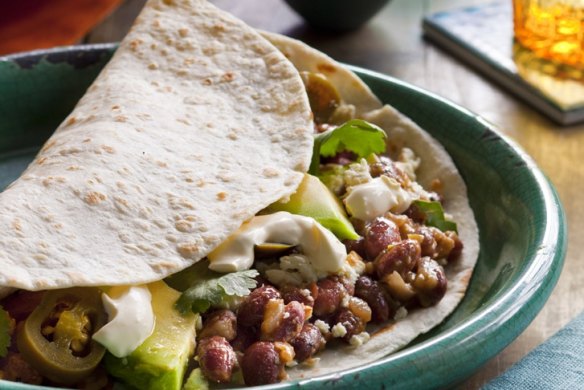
[261, 32, 479, 377]
[0, 0, 314, 291]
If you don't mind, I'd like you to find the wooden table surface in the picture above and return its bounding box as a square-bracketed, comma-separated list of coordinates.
[88, 0, 583, 388]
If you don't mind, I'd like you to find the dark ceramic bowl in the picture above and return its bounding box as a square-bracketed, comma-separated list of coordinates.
[284, 0, 391, 32]
[0, 44, 566, 389]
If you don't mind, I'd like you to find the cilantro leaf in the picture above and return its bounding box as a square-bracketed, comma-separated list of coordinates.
[412, 200, 458, 233]
[218, 270, 260, 296]
[309, 119, 387, 174]
[173, 263, 259, 315]
[0, 306, 11, 357]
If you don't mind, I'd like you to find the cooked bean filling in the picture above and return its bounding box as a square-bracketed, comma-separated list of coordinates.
[194, 153, 463, 386]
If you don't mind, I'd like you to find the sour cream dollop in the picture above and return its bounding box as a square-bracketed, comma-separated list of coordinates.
[93, 285, 155, 358]
[344, 175, 415, 221]
[208, 211, 346, 274]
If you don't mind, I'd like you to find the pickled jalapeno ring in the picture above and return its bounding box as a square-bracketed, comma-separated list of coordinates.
[16, 287, 107, 385]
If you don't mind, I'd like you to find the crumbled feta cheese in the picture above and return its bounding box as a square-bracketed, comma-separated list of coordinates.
[395, 147, 420, 181]
[280, 254, 321, 282]
[341, 294, 350, 308]
[265, 269, 304, 287]
[395, 306, 408, 320]
[349, 332, 371, 347]
[344, 159, 372, 187]
[341, 251, 366, 284]
[264, 254, 323, 287]
[331, 323, 348, 338]
[315, 319, 330, 335]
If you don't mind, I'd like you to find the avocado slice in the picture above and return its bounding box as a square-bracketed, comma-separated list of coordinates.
[104, 281, 197, 390]
[264, 173, 359, 240]
[183, 368, 209, 390]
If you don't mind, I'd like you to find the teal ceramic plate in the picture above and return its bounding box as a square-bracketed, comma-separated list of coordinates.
[0, 45, 566, 389]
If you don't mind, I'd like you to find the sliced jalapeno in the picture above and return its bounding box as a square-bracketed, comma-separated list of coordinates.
[300, 71, 341, 124]
[16, 287, 107, 385]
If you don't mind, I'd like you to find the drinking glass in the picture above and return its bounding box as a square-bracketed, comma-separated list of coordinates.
[513, 0, 584, 68]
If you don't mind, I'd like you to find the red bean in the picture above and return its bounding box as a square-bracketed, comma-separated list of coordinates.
[270, 301, 305, 342]
[375, 239, 421, 279]
[290, 323, 325, 362]
[237, 285, 281, 327]
[412, 257, 447, 307]
[343, 237, 366, 259]
[197, 336, 237, 384]
[1, 352, 43, 385]
[281, 286, 314, 307]
[313, 277, 348, 318]
[363, 217, 402, 260]
[230, 325, 259, 353]
[1, 291, 44, 322]
[199, 310, 237, 341]
[447, 231, 463, 261]
[417, 226, 439, 258]
[241, 341, 282, 386]
[354, 276, 393, 322]
[335, 308, 366, 342]
[321, 151, 358, 165]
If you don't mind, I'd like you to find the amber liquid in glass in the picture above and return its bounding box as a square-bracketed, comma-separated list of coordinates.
[513, 0, 584, 68]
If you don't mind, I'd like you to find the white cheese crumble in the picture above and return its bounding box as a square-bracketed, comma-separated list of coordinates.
[395, 306, 408, 321]
[315, 319, 330, 335]
[395, 147, 420, 181]
[299, 289, 311, 297]
[341, 251, 366, 284]
[331, 323, 348, 338]
[341, 294, 350, 308]
[265, 254, 325, 287]
[349, 331, 371, 347]
[344, 159, 372, 187]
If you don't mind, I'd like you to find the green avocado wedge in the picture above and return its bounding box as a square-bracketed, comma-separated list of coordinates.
[263, 173, 359, 240]
[104, 281, 197, 390]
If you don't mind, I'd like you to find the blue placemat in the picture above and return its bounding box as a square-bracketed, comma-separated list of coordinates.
[483, 311, 584, 389]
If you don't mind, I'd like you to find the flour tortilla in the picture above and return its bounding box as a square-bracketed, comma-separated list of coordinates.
[0, 0, 314, 291]
[262, 32, 479, 377]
